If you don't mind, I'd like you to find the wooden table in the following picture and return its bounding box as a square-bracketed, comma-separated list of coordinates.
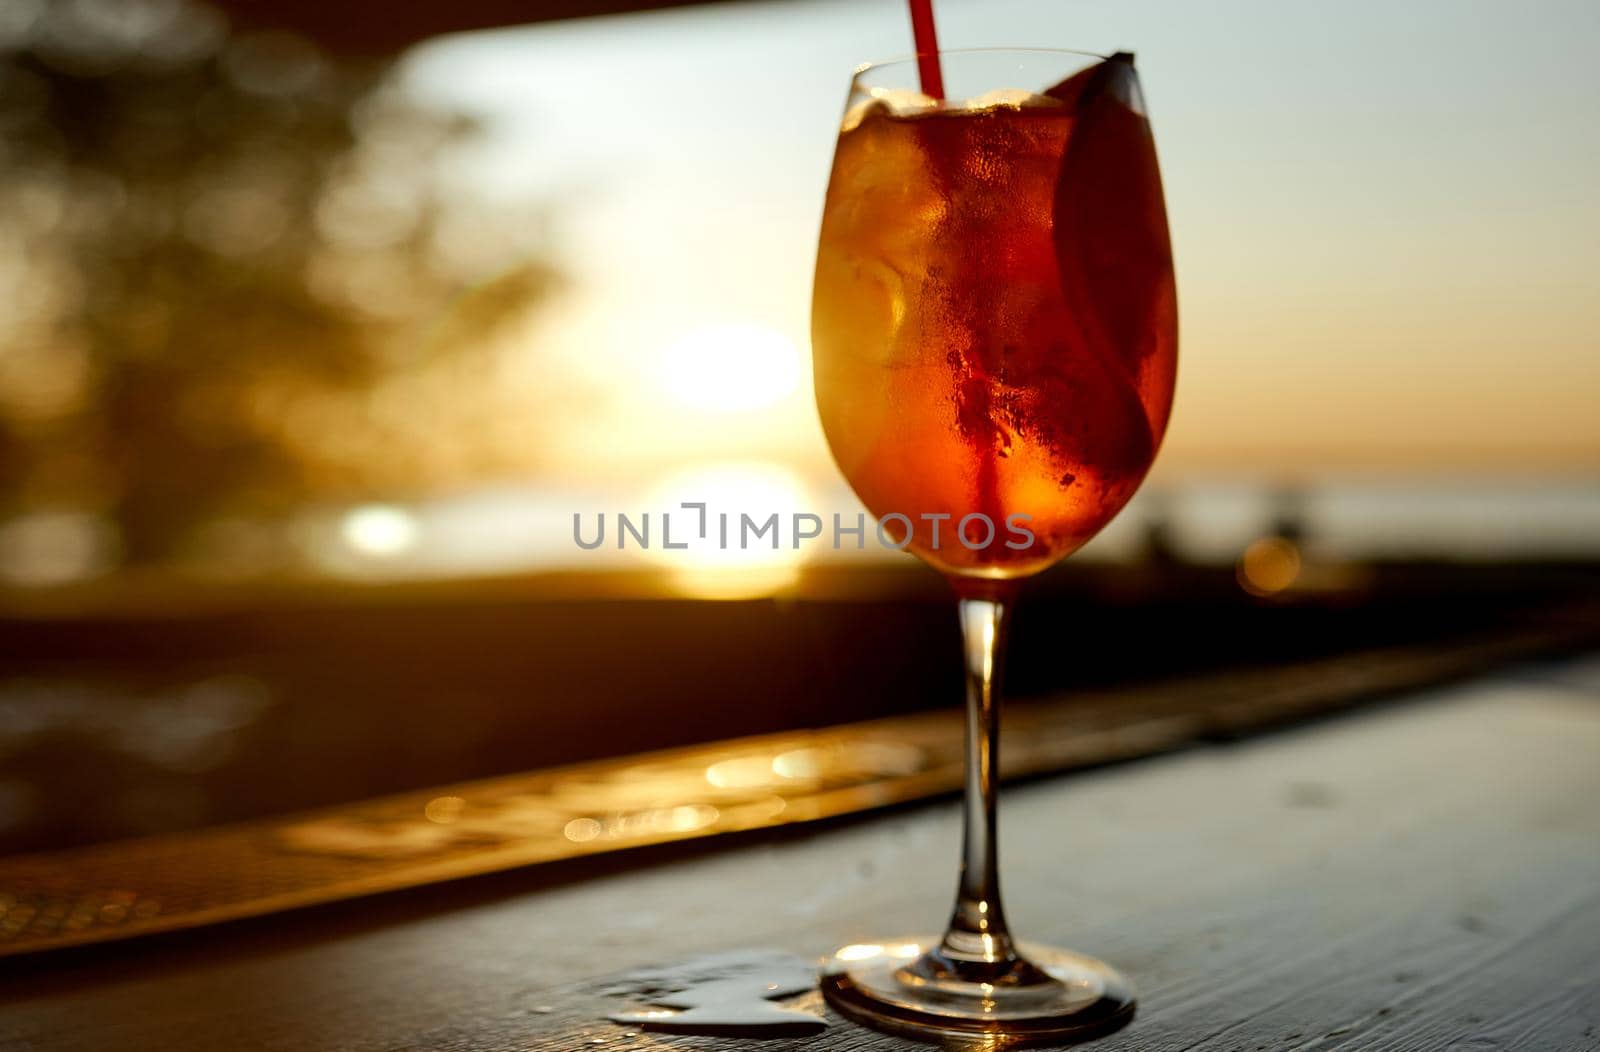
[3, 657, 1598, 1051]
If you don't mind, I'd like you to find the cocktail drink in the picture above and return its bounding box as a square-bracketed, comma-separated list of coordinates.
[815, 53, 1175, 579]
[813, 48, 1176, 1043]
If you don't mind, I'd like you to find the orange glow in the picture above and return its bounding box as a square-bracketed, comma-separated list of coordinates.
[1237, 537, 1302, 597]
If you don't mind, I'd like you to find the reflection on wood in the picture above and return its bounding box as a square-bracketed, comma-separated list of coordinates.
[1, 660, 1597, 1050]
[0, 623, 1585, 958]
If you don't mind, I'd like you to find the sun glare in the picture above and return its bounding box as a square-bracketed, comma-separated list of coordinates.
[642, 461, 812, 599]
[660, 324, 803, 413]
[341, 504, 420, 557]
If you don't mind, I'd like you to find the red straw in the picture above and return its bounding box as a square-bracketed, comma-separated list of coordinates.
[907, 0, 946, 100]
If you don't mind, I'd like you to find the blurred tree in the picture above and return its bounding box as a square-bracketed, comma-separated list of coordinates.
[0, 0, 560, 570]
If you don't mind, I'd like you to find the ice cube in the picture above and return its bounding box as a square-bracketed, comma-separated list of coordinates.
[840, 98, 886, 133]
[962, 88, 1065, 112]
[842, 88, 940, 132]
[867, 86, 940, 115]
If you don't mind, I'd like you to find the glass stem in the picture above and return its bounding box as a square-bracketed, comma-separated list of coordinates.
[940, 593, 1018, 969]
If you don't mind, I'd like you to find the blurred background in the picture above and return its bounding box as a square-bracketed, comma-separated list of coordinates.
[0, 0, 1596, 855]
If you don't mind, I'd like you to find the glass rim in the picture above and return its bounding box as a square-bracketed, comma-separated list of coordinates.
[850, 46, 1111, 80]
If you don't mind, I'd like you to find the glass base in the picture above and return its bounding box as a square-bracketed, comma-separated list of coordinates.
[820, 937, 1135, 1047]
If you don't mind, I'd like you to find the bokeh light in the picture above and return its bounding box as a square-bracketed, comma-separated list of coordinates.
[1237, 536, 1302, 597]
[340, 505, 420, 558]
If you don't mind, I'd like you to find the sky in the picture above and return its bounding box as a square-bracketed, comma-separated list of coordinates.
[400, 0, 1599, 490]
[242, 0, 1600, 587]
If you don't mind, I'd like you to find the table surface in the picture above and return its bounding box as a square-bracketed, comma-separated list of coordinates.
[3, 657, 1598, 1052]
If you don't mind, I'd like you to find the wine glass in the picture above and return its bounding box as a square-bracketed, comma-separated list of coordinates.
[811, 48, 1176, 1044]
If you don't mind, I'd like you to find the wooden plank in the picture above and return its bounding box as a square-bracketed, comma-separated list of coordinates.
[0, 663, 1596, 1050]
[0, 631, 1571, 959]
